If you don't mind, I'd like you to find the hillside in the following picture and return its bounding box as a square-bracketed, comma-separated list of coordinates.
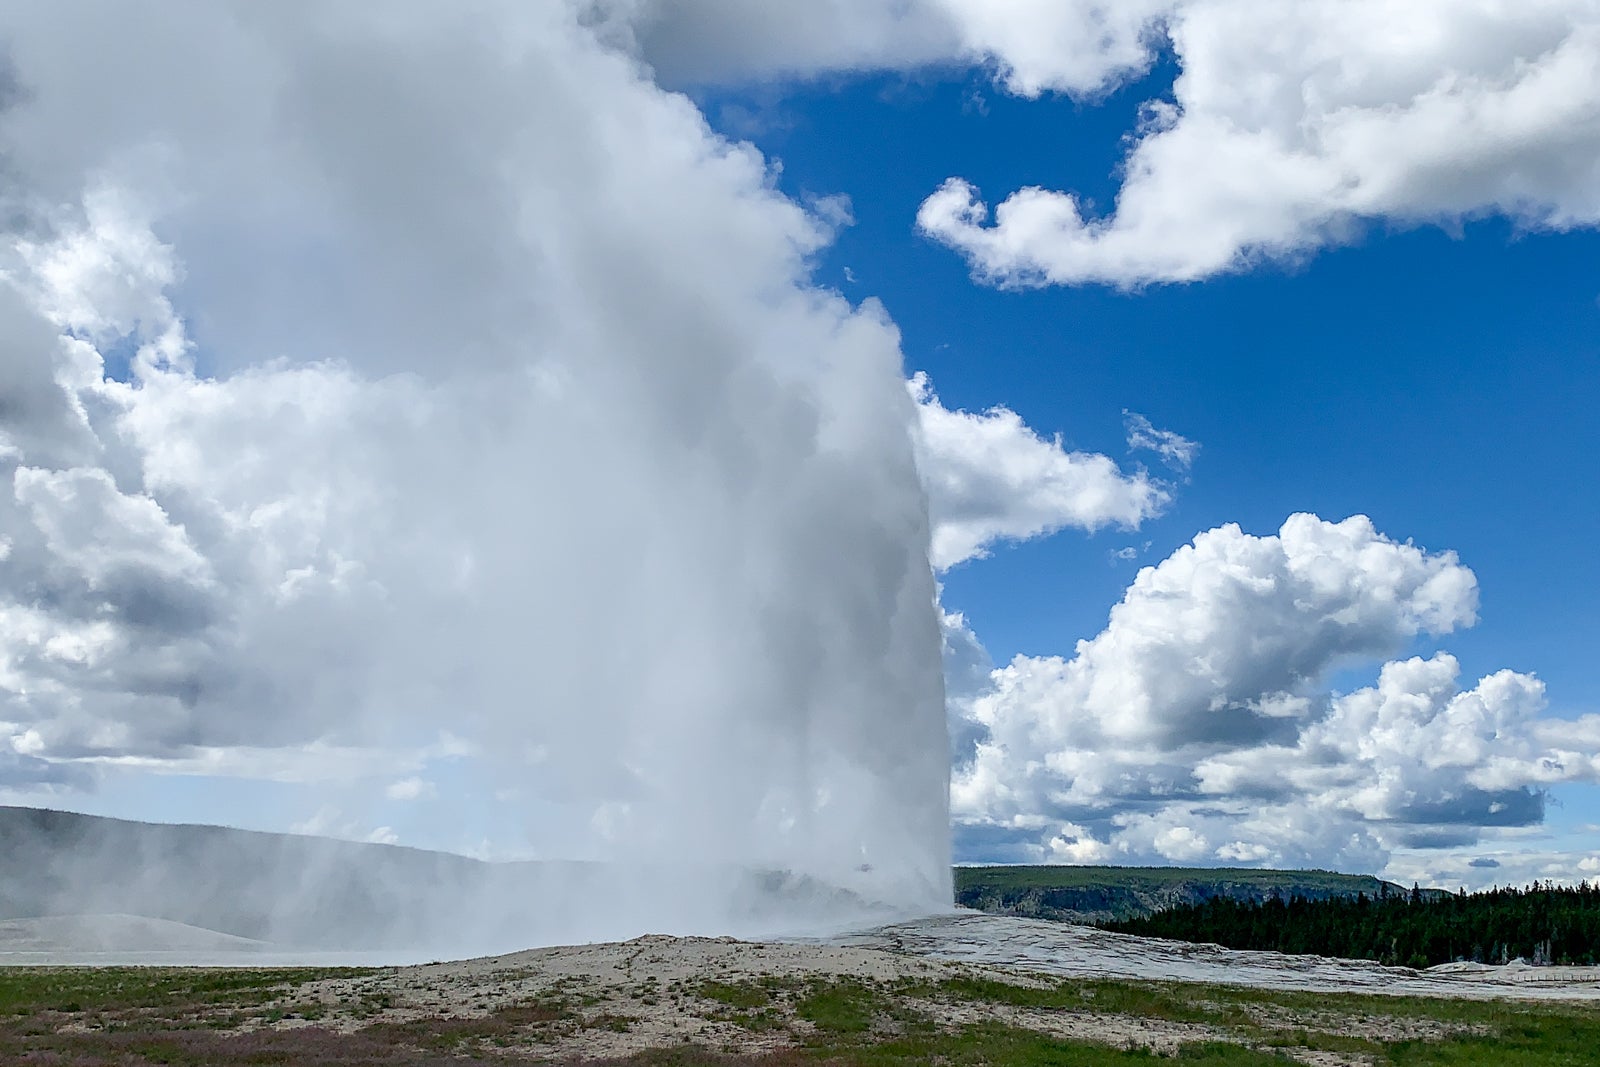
[955, 864, 1403, 924]
[0, 805, 519, 948]
[0, 806, 878, 952]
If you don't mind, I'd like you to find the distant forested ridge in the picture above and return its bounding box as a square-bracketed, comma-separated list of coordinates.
[954, 865, 1399, 924]
[1100, 882, 1600, 968]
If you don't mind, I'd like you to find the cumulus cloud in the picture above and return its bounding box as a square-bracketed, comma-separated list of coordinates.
[949, 513, 1600, 871]
[911, 373, 1168, 569]
[932, 0, 1174, 97]
[920, 1, 1600, 287]
[964, 513, 1479, 756]
[1198, 654, 1591, 831]
[0, 1, 952, 914]
[589, 4, 1600, 288]
[593, 0, 1172, 96]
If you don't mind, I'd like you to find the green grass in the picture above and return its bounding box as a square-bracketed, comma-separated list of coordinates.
[796, 978, 890, 1034]
[1378, 1012, 1600, 1067]
[923, 972, 1600, 1065]
[0, 966, 374, 1016]
[699, 980, 773, 1010]
[815, 1023, 1299, 1066]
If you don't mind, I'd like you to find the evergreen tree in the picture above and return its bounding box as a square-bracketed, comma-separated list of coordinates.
[1100, 882, 1600, 967]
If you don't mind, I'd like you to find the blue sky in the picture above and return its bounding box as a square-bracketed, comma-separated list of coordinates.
[701, 66, 1600, 716]
[2, 2, 1599, 896]
[684, 53, 1600, 884]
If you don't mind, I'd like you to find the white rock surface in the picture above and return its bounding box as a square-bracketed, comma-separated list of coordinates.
[827, 912, 1600, 1000]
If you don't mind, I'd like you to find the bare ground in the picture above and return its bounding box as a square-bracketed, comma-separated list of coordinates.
[235, 931, 1502, 1064]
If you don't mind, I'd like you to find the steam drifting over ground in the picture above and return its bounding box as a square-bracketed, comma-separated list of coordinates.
[0, 3, 952, 946]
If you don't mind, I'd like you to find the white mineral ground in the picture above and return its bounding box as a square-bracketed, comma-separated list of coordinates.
[835, 913, 1600, 999]
[4, 909, 1600, 1002]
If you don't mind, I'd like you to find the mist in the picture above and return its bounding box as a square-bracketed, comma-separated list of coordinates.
[0, 2, 951, 953]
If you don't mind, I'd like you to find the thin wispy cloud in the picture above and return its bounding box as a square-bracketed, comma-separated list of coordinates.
[1124, 411, 1199, 470]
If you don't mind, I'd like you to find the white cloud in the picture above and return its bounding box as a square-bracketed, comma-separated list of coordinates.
[1193, 654, 1600, 839]
[920, 1, 1600, 287]
[386, 777, 435, 802]
[962, 513, 1478, 758]
[592, 0, 1171, 96]
[1386, 846, 1600, 893]
[288, 806, 343, 838]
[288, 805, 399, 847]
[592, 5, 1600, 288]
[14, 467, 213, 592]
[1044, 821, 1113, 864]
[911, 373, 1168, 569]
[947, 513, 1600, 871]
[1124, 411, 1198, 470]
[931, 0, 1174, 98]
[0, 2, 951, 909]
[12, 186, 187, 363]
[1278, 656, 1593, 819]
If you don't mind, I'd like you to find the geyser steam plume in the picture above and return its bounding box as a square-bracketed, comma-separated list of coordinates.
[0, 3, 951, 948]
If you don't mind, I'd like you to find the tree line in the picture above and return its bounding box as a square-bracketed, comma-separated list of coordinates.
[1099, 881, 1600, 968]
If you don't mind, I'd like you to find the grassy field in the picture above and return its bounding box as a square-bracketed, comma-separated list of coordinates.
[954, 865, 1401, 924]
[3, 963, 1596, 1065]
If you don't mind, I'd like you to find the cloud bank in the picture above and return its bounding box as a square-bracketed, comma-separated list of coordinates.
[950, 514, 1600, 877]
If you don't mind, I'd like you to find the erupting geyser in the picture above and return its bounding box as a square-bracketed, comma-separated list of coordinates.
[0, 2, 950, 952]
